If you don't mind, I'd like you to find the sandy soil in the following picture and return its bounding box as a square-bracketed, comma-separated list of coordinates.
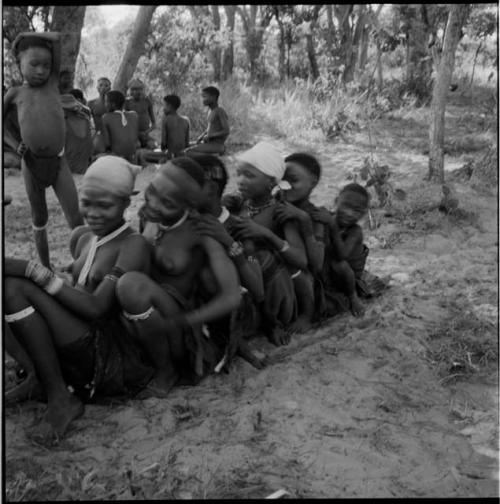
[3, 98, 498, 499]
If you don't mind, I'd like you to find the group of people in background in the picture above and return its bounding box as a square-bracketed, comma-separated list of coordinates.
[4, 31, 385, 444]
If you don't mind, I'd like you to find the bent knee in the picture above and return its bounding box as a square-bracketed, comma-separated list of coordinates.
[4, 277, 31, 309]
[116, 271, 152, 308]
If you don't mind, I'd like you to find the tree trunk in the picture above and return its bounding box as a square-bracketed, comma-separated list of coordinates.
[470, 40, 483, 86]
[334, 4, 355, 83]
[49, 6, 86, 84]
[210, 5, 222, 82]
[222, 5, 236, 80]
[113, 5, 157, 93]
[404, 5, 434, 105]
[358, 22, 369, 71]
[305, 32, 320, 81]
[325, 4, 335, 56]
[428, 4, 471, 182]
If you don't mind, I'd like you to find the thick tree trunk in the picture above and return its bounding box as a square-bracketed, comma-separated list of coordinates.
[305, 32, 320, 81]
[222, 5, 236, 80]
[210, 5, 222, 82]
[325, 4, 335, 56]
[334, 4, 355, 83]
[428, 4, 470, 182]
[113, 6, 157, 93]
[50, 5, 86, 83]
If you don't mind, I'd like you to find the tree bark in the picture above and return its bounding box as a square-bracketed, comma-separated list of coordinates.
[50, 6, 87, 84]
[428, 4, 471, 182]
[325, 4, 335, 56]
[222, 5, 236, 80]
[210, 5, 222, 82]
[113, 5, 157, 93]
[305, 31, 320, 81]
[334, 4, 355, 83]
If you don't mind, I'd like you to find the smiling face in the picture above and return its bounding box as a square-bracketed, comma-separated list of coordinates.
[19, 46, 52, 87]
[79, 187, 129, 237]
[283, 161, 317, 203]
[142, 167, 186, 224]
[236, 162, 274, 201]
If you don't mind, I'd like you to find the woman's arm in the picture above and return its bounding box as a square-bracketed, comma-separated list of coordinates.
[184, 236, 241, 327]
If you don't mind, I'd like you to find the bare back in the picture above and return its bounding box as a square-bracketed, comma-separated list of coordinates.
[102, 111, 139, 161]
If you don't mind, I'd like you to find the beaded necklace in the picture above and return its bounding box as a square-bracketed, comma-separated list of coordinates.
[245, 198, 275, 219]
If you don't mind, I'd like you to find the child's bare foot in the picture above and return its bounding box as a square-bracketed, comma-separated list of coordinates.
[267, 326, 290, 346]
[237, 341, 267, 369]
[349, 294, 365, 317]
[289, 315, 314, 334]
[29, 394, 84, 446]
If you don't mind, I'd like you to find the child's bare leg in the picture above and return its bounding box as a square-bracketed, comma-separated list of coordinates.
[289, 271, 315, 333]
[21, 160, 51, 267]
[117, 272, 181, 395]
[5, 277, 86, 440]
[53, 158, 84, 229]
[330, 260, 364, 317]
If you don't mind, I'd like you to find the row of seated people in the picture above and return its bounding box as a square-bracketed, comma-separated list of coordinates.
[4, 143, 385, 444]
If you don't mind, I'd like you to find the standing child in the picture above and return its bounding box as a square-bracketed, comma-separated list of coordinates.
[87, 77, 111, 155]
[101, 90, 139, 163]
[186, 86, 229, 157]
[161, 94, 190, 159]
[312, 183, 370, 317]
[124, 78, 156, 148]
[3, 31, 83, 268]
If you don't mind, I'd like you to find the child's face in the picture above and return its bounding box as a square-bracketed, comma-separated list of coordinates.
[236, 162, 273, 201]
[130, 87, 143, 100]
[335, 191, 368, 227]
[283, 161, 317, 203]
[97, 79, 111, 96]
[163, 102, 173, 115]
[202, 92, 214, 106]
[19, 47, 52, 87]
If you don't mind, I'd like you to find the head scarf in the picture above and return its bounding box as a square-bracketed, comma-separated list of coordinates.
[158, 161, 203, 209]
[237, 142, 285, 182]
[82, 155, 141, 198]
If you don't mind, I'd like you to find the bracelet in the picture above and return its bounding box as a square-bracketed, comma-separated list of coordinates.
[25, 260, 53, 287]
[44, 276, 64, 295]
[279, 240, 290, 253]
[228, 241, 244, 258]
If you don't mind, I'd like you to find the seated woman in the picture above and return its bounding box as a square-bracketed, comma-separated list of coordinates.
[116, 157, 242, 395]
[273, 153, 328, 331]
[229, 142, 308, 346]
[193, 154, 266, 370]
[4, 156, 154, 443]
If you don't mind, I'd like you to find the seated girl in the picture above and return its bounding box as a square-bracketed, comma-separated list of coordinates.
[116, 157, 242, 395]
[4, 156, 154, 443]
[229, 142, 308, 346]
[312, 183, 371, 317]
[273, 153, 328, 331]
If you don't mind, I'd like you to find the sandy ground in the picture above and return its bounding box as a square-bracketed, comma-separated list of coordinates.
[3, 97, 499, 499]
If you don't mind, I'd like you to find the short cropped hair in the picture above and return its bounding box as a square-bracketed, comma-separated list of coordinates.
[69, 88, 84, 101]
[164, 94, 181, 110]
[97, 77, 111, 85]
[193, 155, 228, 196]
[106, 90, 125, 109]
[15, 37, 52, 59]
[284, 152, 321, 181]
[339, 183, 370, 206]
[171, 157, 205, 188]
[202, 86, 220, 99]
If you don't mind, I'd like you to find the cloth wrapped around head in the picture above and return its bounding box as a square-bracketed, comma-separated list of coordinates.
[158, 158, 205, 209]
[237, 141, 285, 182]
[82, 155, 141, 198]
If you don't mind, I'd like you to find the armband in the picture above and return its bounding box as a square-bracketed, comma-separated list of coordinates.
[25, 260, 53, 287]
